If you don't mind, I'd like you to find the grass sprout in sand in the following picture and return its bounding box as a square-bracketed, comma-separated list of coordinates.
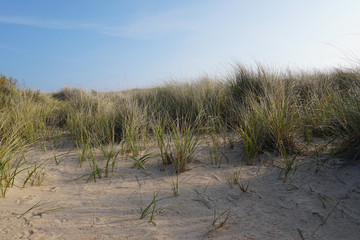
[0, 119, 28, 197]
[228, 168, 251, 192]
[130, 152, 153, 175]
[22, 163, 46, 187]
[153, 118, 171, 171]
[167, 119, 201, 173]
[212, 208, 231, 229]
[140, 192, 175, 226]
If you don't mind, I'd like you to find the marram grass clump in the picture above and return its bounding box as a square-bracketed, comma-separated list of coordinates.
[0, 64, 359, 195]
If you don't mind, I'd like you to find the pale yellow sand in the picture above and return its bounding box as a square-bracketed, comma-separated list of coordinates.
[1, 142, 359, 240]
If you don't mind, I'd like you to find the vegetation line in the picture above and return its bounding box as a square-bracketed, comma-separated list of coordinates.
[0, 64, 359, 195]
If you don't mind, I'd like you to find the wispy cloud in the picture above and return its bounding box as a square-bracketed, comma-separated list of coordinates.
[0, 12, 197, 40]
[99, 9, 199, 39]
[0, 1, 242, 41]
[0, 16, 101, 31]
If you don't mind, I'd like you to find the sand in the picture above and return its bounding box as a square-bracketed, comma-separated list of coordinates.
[1, 141, 359, 240]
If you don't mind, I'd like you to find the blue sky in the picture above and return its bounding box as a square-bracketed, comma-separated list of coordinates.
[1, 0, 360, 92]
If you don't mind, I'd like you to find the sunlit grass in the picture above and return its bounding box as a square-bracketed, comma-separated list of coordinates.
[0, 64, 359, 194]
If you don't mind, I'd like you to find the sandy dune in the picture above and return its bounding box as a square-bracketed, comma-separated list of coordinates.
[1, 142, 359, 240]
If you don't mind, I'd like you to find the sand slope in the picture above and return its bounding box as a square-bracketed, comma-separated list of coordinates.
[1, 143, 359, 240]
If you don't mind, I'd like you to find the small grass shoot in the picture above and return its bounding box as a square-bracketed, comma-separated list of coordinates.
[140, 192, 175, 225]
[212, 208, 231, 229]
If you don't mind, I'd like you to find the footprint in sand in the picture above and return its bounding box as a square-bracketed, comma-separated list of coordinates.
[15, 195, 34, 205]
[13, 229, 35, 239]
[24, 217, 32, 227]
[55, 218, 68, 224]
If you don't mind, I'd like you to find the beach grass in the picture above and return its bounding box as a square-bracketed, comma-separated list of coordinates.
[0, 64, 359, 193]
